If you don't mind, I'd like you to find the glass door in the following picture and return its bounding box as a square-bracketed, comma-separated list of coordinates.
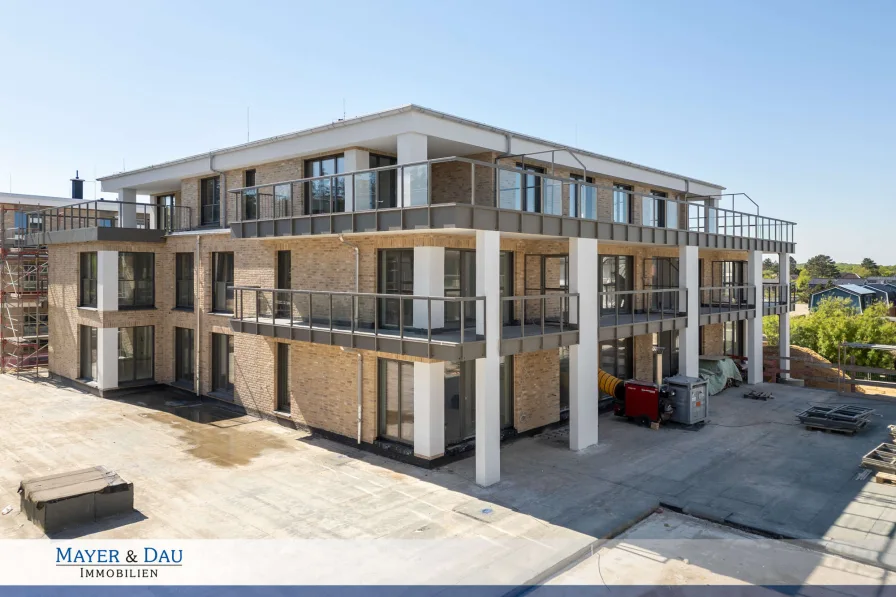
[444, 357, 513, 446]
[378, 249, 414, 329]
[600, 256, 633, 317]
[276, 251, 291, 319]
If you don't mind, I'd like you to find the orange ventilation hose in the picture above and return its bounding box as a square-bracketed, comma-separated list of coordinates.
[598, 369, 626, 400]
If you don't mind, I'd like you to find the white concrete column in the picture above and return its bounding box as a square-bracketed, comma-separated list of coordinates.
[97, 250, 118, 312]
[118, 188, 137, 228]
[746, 250, 764, 384]
[778, 252, 791, 380]
[413, 361, 445, 459]
[343, 148, 370, 212]
[475, 230, 500, 486]
[569, 237, 598, 451]
[413, 247, 445, 329]
[397, 133, 428, 207]
[96, 327, 118, 390]
[679, 245, 700, 376]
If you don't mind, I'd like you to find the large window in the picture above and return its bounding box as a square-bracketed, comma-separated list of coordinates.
[211, 333, 234, 395]
[642, 190, 668, 228]
[79, 325, 97, 381]
[723, 321, 745, 357]
[444, 250, 513, 328]
[643, 257, 679, 311]
[444, 357, 513, 445]
[212, 252, 234, 313]
[79, 252, 97, 307]
[175, 253, 194, 309]
[709, 260, 748, 306]
[118, 252, 154, 308]
[599, 337, 633, 398]
[378, 249, 414, 328]
[118, 326, 154, 384]
[600, 255, 634, 316]
[304, 154, 345, 215]
[276, 343, 290, 414]
[498, 164, 547, 213]
[378, 359, 414, 443]
[570, 174, 596, 219]
[200, 176, 221, 226]
[174, 327, 194, 386]
[613, 183, 632, 224]
[367, 154, 398, 209]
[654, 330, 680, 378]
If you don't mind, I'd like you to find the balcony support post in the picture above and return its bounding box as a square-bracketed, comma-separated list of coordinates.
[413, 247, 444, 330]
[413, 361, 445, 460]
[475, 230, 500, 486]
[118, 189, 137, 228]
[778, 252, 791, 380]
[97, 251, 119, 312]
[96, 327, 119, 390]
[679, 245, 700, 377]
[746, 250, 764, 384]
[569, 237, 598, 451]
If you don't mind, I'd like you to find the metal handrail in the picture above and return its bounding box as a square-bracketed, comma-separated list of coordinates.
[598, 288, 687, 328]
[500, 293, 580, 339]
[25, 199, 193, 234]
[226, 156, 796, 243]
[699, 284, 757, 314]
[762, 283, 791, 306]
[231, 286, 485, 345]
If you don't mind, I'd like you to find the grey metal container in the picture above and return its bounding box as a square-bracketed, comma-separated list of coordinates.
[664, 375, 709, 425]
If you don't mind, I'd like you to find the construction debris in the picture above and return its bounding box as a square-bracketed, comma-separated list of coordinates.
[743, 390, 775, 401]
[862, 443, 896, 474]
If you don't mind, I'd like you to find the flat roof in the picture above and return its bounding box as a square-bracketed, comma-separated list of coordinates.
[97, 104, 725, 191]
[0, 192, 73, 207]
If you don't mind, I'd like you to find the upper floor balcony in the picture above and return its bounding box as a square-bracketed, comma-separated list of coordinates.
[699, 285, 758, 324]
[228, 157, 796, 253]
[762, 282, 796, 316]
[24, 200, 192, 245]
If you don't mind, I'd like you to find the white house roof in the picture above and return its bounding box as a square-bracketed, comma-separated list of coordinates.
[98, 104, 727, 196]
[0, 192, 74, 208]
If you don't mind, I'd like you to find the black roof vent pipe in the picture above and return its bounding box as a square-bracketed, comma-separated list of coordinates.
[71, 170, 84, 200]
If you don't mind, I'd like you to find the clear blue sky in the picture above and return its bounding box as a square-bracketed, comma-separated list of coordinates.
[1, 0, 893, 262]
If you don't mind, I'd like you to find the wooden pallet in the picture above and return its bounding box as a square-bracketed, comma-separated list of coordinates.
[875, 471, 896, 485]
[805, 424, 857, 436]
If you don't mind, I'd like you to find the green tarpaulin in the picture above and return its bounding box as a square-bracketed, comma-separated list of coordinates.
[699, 356, 743, 395]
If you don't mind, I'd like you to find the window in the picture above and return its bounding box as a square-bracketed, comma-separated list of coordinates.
[244, 169, 257, 220]
[642, 190, 668, 228]
[643, 257, 680, 311]
[378, 359, 414, 443]
[200, 176, 221, 226]
[154, 194, 177, 230]
[498, 164, 545, 213]
[560, 347, 570, 412]
[599, 338, 633, 399]
[653, 330, 680, 378]
[118, 326, 154, 384]
[366, 154, 398, 209]
[613, 183, 632, 224]
[212, 252, 234, 313]
[570, 174, 596, 219]
[211, 333, 234, 395]
[79, 325, 97, 381]
[273, 183, 292, 218]
[79, 252, 97, 307]
[709, 261, 748, 307]
[175, 253, 194, 309]
[304, 154, 345, 215]
[175, 327, 194, 386]
[723, 321, 744, 357]
[276, 343, 290, 413]
[600, 255, 634, 316]
[378, 249, 414, 327]
[444, 250, 513, 327]
[23, 313, 48, 337]
[276, 250, 291, 319]
[444, 357, 513, 445]
[118, 252, 154, 308]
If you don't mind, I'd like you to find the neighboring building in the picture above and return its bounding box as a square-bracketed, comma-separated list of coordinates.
[1, 189, 76, 373]
[29, 105, 797, 486]
[808, 277, 868, 291]
[809, 284, 878, 312]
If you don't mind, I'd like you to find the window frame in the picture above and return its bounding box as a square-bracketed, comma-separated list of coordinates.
[303, 154, 346, 215]
[175, 252, 195, 309]
[118, 325, 154, 385]
[118, 252, 155, 309]
[79, 252, 98, 308]
[569, 173, 596, 219]
[211, 252, 235, 314]
[378, 358, 415, 444]
[276, 343, 290, 414]
[174, 327, 194, 386]
[200, 176, 221, 226]
[612, 183, 633, 224]
[211, 333, 235, 396]
[79, 325, 97, 381]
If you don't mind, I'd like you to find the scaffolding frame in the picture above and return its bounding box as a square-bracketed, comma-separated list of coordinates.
[1, 206, 49, 375]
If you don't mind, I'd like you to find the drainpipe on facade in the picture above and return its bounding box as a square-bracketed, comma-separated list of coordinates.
[195, 234, 201, 396]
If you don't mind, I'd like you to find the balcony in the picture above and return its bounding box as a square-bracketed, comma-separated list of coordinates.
[598, 289, 689, 340]
[229, 287, 580, 360]
[699, 285, 758, 324]
[229, 157, 796, 252]
[25, 200, 192, 245]
[762, 283, 795, 316]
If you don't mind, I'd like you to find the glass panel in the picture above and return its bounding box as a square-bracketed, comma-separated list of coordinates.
[354, 172, 376, 211]
[559, 347, 570, 411]
[384, 360, 400, 439]
[613, 186, 630, 223]
[402, 164, 428, 206]
[400, 362, 414, 441]
[543, 179, 562, 215]
[666, 199, 678, 229]
[500, 356, 513, 429]
[444, 361, 462, 444]
[498, 170, 521, 210]
[274, 184, 291, 218]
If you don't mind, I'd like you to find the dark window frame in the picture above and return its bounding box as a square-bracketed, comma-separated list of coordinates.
[276, 343, 290, 414]
[612, 183, 633, 224]
[79, 325, 97, 381]
[211, 333, 235, 396]
[211, 252, 235, 314]
[570, 173, 596, 219]
[378, 358, 415, 444]
[200, 176, 221, 226]
[174, 327, 194, 386]
[303, 154, 346, 215]
[175, 252, 194, 309]
[118, 252, 155, 309]
[79, 252, 98, 308]
[118, 325, 154, 385]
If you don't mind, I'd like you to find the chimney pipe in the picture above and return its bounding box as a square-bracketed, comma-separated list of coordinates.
[71, 170, 84, 200]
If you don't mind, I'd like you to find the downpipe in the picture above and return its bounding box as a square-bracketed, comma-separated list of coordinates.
[195, 234, 201, 396]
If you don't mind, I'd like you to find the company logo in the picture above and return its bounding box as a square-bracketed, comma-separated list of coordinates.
[55, 547, 183, 579]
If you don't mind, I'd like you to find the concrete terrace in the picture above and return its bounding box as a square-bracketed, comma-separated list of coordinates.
[2, 374, 896, 584]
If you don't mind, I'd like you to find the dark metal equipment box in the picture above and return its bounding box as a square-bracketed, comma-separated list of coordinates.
[18, 466, 134, 534]
[665, 375, 709, 425]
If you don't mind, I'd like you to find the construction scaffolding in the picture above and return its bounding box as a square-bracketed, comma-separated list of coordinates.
[1, 206, 49, 375]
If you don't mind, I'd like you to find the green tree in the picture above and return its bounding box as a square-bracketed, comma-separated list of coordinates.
[790, 256, 799, 275]
[861, 258, 881, 276]
[804, 254, 840, 279]
[763, 257, 779, 279]
[763, 315, 779, 346]
[789, 297, 896, 368]
[795, 269, 812, 302]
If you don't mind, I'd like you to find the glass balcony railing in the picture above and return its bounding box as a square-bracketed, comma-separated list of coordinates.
[229, 157, 796, 244]
[26, 200, 193, 234]
[699, 285, 757, 314]
[598, 289, 688, 327]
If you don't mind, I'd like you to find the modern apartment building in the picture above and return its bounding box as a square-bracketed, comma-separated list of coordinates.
[28, 105, 796, 486]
